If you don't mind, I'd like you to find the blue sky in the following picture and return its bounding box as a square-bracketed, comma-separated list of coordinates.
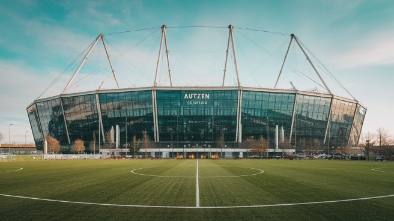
[0, 0, 393, 144]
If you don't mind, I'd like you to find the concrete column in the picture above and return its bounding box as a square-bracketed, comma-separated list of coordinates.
[275, 125, 279, 149]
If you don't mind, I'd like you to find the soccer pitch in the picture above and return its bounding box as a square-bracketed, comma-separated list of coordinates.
[0, 159, 393, 220]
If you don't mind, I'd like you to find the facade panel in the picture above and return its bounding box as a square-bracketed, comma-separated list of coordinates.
[28, 87, 366, 154]
[99, 90, 154, 146]
[62, 94, 99, 148]
[348, 104, 366, 146]
[242, 91, 295, 147]
[328, 98, 357, 150]
[27, 104, 44, 150]
[156, 90, 238, 146]
[35, 98, 68, 146]
[293, 94, 331, 149]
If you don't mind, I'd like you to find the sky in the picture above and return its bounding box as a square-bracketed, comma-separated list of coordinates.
[0, 0, 393, 144]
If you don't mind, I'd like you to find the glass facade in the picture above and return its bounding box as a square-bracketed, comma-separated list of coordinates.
[156, 90, 238, 146]
[28, 88, 366, 152]
[293, 95, 331, 147]
[34, 98, 68, 148]
[62, 94, 98, 147]
[99, 90, 153, 144]
[328, 98, 357, 149]
[27, 104, 44, 150]
[242, 91, 295, 147]
[348, 104, 366, 146]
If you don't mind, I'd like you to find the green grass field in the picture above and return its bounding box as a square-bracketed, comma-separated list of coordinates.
[0, 159, 393, 220]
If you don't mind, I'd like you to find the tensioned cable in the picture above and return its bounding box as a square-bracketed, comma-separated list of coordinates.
[104, 30, 161, 87]
[234, 29, 289, 83]
[122, 29, 161, 54]
[235, 26, 290, 36]
[134, 32, 162, 85]
[104, 26, 161, 36]
[37, 39, 96, 99]
[168, 51, 205, 85]
[233, 31, 257, 85]
[297, 39, 356, 100]
[166, 25, 227, 29]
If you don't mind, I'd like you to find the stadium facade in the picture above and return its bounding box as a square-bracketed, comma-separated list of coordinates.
[26, 25, 366, 158]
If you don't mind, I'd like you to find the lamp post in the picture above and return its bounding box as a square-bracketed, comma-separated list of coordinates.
[25, 131, 28, 154]
[9, 124, 13, 154]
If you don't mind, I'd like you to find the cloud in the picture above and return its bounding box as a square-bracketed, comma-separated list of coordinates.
[330, 30, 394, 68]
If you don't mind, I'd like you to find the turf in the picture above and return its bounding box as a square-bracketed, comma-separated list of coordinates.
[0, 159, 393, 220]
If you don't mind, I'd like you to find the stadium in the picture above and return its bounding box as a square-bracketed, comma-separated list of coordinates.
[26, 25, 366, 158]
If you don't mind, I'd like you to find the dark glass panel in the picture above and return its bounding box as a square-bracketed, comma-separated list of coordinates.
[242, 91, 295, 148]
[35, 98, 68, 148]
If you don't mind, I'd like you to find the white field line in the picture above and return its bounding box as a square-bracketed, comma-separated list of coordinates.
[0, 193, 393, 209]
[196, 159, 200, 208]
[1, 166, 393, 209]
[0, 168, 23, 173]
[130, 167, 264, 178]
[372, 168, 394, 173]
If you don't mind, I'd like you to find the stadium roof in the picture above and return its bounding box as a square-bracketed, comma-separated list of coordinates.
[37, 25, 358, 102]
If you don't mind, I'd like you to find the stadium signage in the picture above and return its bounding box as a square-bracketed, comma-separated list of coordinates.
[184, 93, 210, 105]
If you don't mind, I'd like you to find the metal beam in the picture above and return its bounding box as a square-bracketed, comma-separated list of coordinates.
[324, 96, 334, 144]
[63, 34, 102, 94]
[289, 92, 298, 143]
[235, 90, 243, 143]
[229, 25, 241, 87]
[162, 25, 173, 87]
[154, 25, 165, 87]
[275, 34, 294, 88]
[152, 90, 159, 142]
[101, 35, 120, 88]
[59, 97, 70, 144]
[293, 36, 332, 94]
[95, 93, 105, 143]
[222, 29, 231, 86]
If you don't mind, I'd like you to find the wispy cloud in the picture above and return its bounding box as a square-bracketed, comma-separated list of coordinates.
[330, 30, 394, 68]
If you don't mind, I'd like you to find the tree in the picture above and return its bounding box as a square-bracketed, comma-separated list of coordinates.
[71, 139, 85, 154]
[142, 130, 150, 158]
[131, 135, 140, 157]
[279, 138, 292, 149]
[256, 136, 267, 159]
[0, 132, 3, 142]
[375, 127, 392, 147]
[46, 135, 61, 154]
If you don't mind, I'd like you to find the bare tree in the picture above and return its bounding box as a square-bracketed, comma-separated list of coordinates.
[256, 136, 267, 159]
[71, 139, 85, 154]
[375, 128, 392, 147]
[46, 135, 61, 154]
[0, 132, 3, 142]
[131, 135, 140, 157]
[279, 138, 292, 149]
[142, 130, 150, 158]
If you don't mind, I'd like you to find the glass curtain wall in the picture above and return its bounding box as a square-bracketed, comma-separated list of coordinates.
[328, 99, 356, 150]
[348, 104, 366, 146]
[27, 104, 44, 150]
[99, 90, 153, 148]
[293, 95, 331, 150]
[242, 91, 295, 148]
[34, 98, 68, 150]
[156, 90, 238, 148]
[62, 94, 99, 151]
